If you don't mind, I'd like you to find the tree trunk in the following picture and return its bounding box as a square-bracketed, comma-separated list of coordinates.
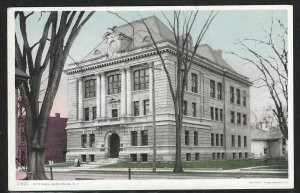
[173, 113, 183, 173]
[27, 146, 48, 180]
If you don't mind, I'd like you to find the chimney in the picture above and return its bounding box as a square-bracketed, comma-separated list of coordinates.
[55, 113, 60, 118]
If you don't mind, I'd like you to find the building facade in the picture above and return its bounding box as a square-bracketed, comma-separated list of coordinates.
[16, 113, 67, 165]
[65, 16, 252, 163]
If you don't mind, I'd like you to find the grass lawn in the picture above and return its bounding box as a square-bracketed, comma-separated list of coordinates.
[100, 159, 287, 170]
[45, 162, 73, 168]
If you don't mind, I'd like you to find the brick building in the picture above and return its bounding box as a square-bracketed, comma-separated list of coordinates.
[65, 16, 252, 163]
[16, 113, 67, 165]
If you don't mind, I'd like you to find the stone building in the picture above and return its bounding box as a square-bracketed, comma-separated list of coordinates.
[65, 16, 252, 163]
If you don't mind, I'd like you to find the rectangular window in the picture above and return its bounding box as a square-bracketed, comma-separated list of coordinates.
[89, 154, 95, 162]
[92, 107, 96, 120]
[185, 130, 189, 145]
[217, 153, 220, 160]
[89, 134, 95, 148]
[85, 79, 96, 98]
[210, 80, 215, 98]
[222, 153, 225, 159]
[112, 109, 118, 118]
[81, 154, 86, 162]
[195, 153, 200, 161]
[191, 73, 198, 93]
[134, 68, 149, 90]
[186, 153, 191, 161]
[231, 135, 235, 147]
[230, 111, 235, 123]
[212, 153, 216, 160]
[220, 109, 223, 121]
[81, 135, 87, 148]
[141, 154, 148, 162]
[232, 153, 236, 159]
[141, 130, 148, 146]
[230, 86, 234, 103]
[217, 82, 222, 100]
[194, 131, 198, 146]
[243, 114, 247, 125]
[211, 107, 214, 120]
[183, 101, 187, 116]
[131, 131, 137, 146]
[130, 154, 137, 162]
[238, 135, 241, 147]
[134, 101, 139, 116]
[237, 89, 241, 105]
[143, 100, 150, 115]
[237, 113, 241, 124]
[108, 74, 121, 94]
[192, 102, 197, 117]
[215, 108, 219, 121]
[216, 134, 219, 146]
[244, 136, 247, 147]
[239, 153, 242, 159]
[243, 91, 246, 106]
[84, 108, 89, 121]
[245, 152, 248, 159]
[211, 133, 214, 146]
[264, 148, 268, 154]
[220, 134, 224, 146]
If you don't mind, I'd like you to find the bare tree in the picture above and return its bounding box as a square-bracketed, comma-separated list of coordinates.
[231, 18, 288, 139]
[15, 11, 94, 180]
[110, 11, 218, 173]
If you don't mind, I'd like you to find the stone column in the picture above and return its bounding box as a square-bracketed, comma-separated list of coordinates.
[96, 73, 101, 119]
[100, 72, 106, 118]
[120, 68, 127, 116]
[126, 66, 132, 116]
[78, 77, 83, 121]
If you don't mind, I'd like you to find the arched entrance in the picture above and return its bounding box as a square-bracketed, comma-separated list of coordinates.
[109, 133, 120, 158]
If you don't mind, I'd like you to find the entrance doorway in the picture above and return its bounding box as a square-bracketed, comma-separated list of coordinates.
[109, 133, 120, 158]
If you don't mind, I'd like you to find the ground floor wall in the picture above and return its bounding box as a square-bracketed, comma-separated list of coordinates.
[66, 123, 251, 163]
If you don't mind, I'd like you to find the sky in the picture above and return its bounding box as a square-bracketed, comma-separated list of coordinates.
[16, 8, 289, 121]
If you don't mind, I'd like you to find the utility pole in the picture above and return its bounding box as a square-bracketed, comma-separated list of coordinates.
[151, 62, 156, 173]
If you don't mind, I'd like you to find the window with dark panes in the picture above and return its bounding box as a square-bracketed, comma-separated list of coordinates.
[222, 153, 225, 159]
[211, 133, 214, 146]
[231, 135, 235, 147]
[220, 134, 224, 146]
[84, 108, 89, 121]
[237, 113, 241, 124]
[212, 153, 216, 160]
[130, 154, 137, 162]
[134, 68, 149, 90]
[185, 130, 189, 145]
[143, 100, 149, 115]
[244, 136, 247, 147]
[220, 109, 223, 121]
[230, 111, 235, 123]
[108, 74, 121, 94]
[245, 152, 248, 158]
[243, 114, 247, 125]
[191, 73, 198, 93]
[141, 130, 148, 146]
[81, 154, 86, 162]
[92, 107, 96, 120]
[183, 100, 187, 115]
[195, 153, 199, 161]
[237, 89, 241, 105]
[141, 154, 147, 162]
[134, 101, 139, 116]
[238, 135, 241, 147]
[112, 109, 118, 118]
[239, 152, 242, 159]
[243, 91, 246, 106]
[131, 131, 137, 146]
[211, 107, 214, 120]
[232, 153, 236, 159]
[194, 131, 198, 146]
[192, 102, 197, 117]
[89, 134, 95, 148]
[215, 108, 219, 121]
[89, 154, 95, 162]
[210, 80, 215, 98]
[217, 82, 222, 100]
[216, 134, 219, 146]
[186, 153, 191, 161]
[85, 79, 96, 98]
[81, 135, 87, 148]
[230, 86, 234, 103]
[217, 153, 220, 160]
